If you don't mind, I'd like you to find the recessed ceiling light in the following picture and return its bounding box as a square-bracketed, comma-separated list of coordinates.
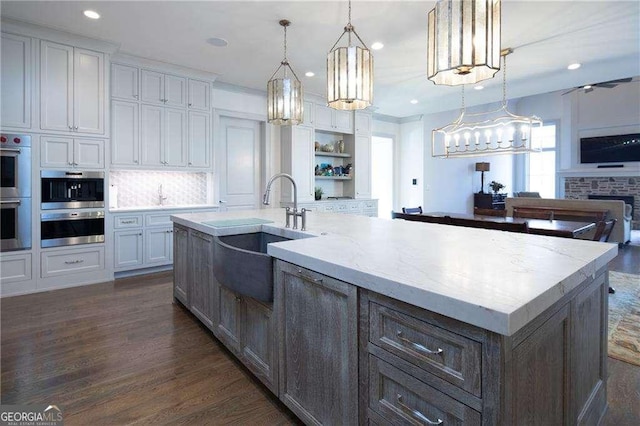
[83, 10, 100, 19]
[305, 71, 315, 77]
[474, 85, 484, 90]
[206, 37, 229, 47]
[371, 42, 384, 50]
[410, 99, 418, 104]
[583, 84, 592, 90]
[567, 63, 581, 70]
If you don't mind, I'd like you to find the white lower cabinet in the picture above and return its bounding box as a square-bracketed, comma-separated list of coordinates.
[145, 227, 173, 264]
[281, 199, 378, 217]
[41, 246, 104, 278]
[114, 230, 143, 269]
[0, 252, 32, 284]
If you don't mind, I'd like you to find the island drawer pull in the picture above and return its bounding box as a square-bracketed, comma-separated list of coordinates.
[297, 269, 323, 283]
[64, 259, 84, 265]
[397, 331, 443, 355]
[396, 394, 443, 425]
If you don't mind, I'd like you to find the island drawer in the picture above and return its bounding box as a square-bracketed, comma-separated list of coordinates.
[368, 355, 481, 425]
[369, 301, 482, 397]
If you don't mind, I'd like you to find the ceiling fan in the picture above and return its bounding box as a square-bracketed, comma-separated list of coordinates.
[562, 77, 633, 95]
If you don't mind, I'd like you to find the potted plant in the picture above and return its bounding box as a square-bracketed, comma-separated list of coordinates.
[489, 180, 505, 194]
[314, 187, 323, 201]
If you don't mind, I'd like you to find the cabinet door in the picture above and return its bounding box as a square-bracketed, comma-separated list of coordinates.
[165, 74, 186, 108]
[173, 225, 189, 304]
[40, 136, 73, 168]
[334, 110, 353, 134]
[111, 64, 139, 100]
[74, 139, 104, 169]
[40, 40, 73, 132]
[114, 230, 143, 270]
[164, 108, 187, 166]
[111, 100, 139, 166]
[314, 104, 333, 131]
[276, 261, 358, 425]
[188, 79, 210, 110]
[140, 104, 163, 166]
[189, 230, 214, 328]
[144, 227, 173, 265]
[1, 33, 31, 129]
[354, 134, 372, 198]
[242, 297, 278, 393]
[73, 48, 104, 134]
[303, 100, 314, 126]
[355, 112, 371, 135]
[140, 69, 164, 104]
[188, 111, 210, 168]
[292, 126, 315, 202]
[217, 285, 242, 355]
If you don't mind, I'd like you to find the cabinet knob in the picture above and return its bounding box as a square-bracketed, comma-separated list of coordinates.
[134, 159, 139, 163]
[68, 125, 73, 130]
[133, 94, 139, 99]
[188, 162, 193, 165]
[68, 162, 73, 165]
[74, 126, 78, 130]
[188, 103, 192, 107]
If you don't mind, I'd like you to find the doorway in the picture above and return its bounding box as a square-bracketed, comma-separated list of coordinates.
[371, 135, 394, 218]
[216, 116, 262, 211]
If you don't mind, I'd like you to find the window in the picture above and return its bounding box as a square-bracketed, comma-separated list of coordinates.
[527, 123, 557, 198]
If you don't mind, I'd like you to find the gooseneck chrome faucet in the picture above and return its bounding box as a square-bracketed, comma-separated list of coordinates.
[263, 173, 307, 231]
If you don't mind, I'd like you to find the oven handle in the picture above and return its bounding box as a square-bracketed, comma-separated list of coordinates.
[0, 148, 21, 153]
[0, 199, 21, 205]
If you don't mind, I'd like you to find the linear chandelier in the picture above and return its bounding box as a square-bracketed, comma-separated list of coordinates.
[326, 0, 373, 110]
[432, 49, 543, 158]
[267, 19, 304, 125]
[427, 0, 502, 86]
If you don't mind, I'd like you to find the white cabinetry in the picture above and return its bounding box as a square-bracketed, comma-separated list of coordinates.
[188, 111, 211, 168]
[111, 100, 139, 166]
[303, 100, 314, 126]
[40, 41, 104, 135]
[188, 79, 210, 110]
[1, 33, 32, 129]
[314, 104, 353, 134]
[354, 134, 371, 198]
[111, 64, 139, 101]
[0, 253, 32, 284]
[41, 246, 104, 278]
[140, 105, 187, 167]
[114, 230, 143, 269]
[140, 70, 186, 108]
[41, 135, 104, 169]
[355, 111, 372, 135]
[145, 227, 173, 265]
[281, 125, 315, 202]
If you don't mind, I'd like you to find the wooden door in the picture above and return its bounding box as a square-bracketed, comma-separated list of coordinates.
[140, 69, 164, 104]
[74, 139, 104, 169]
[73, 48, 104, 134]
[189, 230, 214, 329]
[40, 40, 73, 132]
[140, 104, 163, 166]
[164, 108, 187, 166]
[242, 297, 278, 393]
[111, 100, 139, 166]
[1, 33, 31, 129]
[111, 63, 139, 101]
[188, 79, 210, 110]
[276, 261, 358, 425]
[40, 136, 73, 168]
[216, 116, 261, 211]
[173, 225, 189, 304]
[188, 111, 210, 168]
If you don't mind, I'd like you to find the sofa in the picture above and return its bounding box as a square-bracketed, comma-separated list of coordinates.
[505, 197, 632, 244]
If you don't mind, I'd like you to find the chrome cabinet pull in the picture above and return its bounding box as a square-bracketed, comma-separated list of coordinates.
[396, 331, 443, 355]
[64, 259, 84, 265]
[396, 394, 443, 425]
[1, 148, 21, 153]
[0, 199, 21, 205]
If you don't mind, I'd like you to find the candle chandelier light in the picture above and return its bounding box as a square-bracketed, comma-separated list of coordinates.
[432, 49, 543, 158]
[326, 0, 373, 110]
[267, 19, 303, 125]
[427, 0, 501, 86]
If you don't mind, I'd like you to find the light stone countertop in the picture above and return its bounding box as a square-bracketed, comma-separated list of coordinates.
[172, 208, 618, 336]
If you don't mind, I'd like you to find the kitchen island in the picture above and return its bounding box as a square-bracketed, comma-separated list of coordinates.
[172, 208, 617, 425]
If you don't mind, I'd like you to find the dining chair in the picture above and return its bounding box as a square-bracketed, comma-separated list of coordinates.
[402, 206, 423, 214]
[392, 212, 452, 225]
[474, 207, 507, 217]
[513, 207, 554, 220]
[592, 219, 617, 294]
[450, 217, 530, 233]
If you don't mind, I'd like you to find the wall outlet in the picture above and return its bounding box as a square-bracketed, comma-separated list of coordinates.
[412, 178, 417, 185]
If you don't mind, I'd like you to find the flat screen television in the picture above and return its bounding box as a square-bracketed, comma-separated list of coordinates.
[580, 133, 640, 164]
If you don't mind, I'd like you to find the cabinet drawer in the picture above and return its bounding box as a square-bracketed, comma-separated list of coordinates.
[348, 202, 362, 212]
[364, 200, 377, 209]
[114, 214, 143, 229]
[369, 355, 481, 425]
[41, 247, 104, 278]
[0, 253, 32, 284]
[370, 302, 482, 397]
[336, 203, 349, 213]
[145, 211, 175, 227]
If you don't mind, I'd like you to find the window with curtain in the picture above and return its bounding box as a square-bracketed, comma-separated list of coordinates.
[527, 123, 557, 198]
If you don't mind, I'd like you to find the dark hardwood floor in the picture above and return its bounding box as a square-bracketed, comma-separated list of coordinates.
[2, 243, 639, 425]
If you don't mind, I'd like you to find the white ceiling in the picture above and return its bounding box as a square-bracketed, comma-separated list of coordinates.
[2, 1, 639, 117]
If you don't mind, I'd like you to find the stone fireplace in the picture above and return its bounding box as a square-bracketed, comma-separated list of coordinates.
[564, 176, 639, 229]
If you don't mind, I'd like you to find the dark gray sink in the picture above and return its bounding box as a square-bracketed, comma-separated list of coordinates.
[213, 232, 292, 303]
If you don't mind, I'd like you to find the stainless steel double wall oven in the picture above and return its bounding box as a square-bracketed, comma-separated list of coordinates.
[1, 134, 32, 252]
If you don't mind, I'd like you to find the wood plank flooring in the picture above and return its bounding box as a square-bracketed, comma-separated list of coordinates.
[2, 244, 639, 425]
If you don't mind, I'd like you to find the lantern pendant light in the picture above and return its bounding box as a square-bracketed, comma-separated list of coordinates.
[267, 19, 304, 125]
[326, 0, 373, 110]
[427, 0, 502, 86]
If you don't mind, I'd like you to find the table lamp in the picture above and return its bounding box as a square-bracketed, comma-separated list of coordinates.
[475, 162, 490, 193]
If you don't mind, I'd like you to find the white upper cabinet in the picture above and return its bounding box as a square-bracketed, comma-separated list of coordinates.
[281, 125, 314, 203]
[354, 134, 371, 199]
[111, 64, 139, 101]
[140, 70, 186, 107]
[1, 33, 32, 129]
[40, 40, 104, 135]
[303, 100, 314, 126]
[314, 104, 353, 134]
[41, 135, 104, 169]
[188, 79, 210, 110]
[140, 104, 163, 166]
[140, 104, 186, 167]
[111, 100, 139, 166]
[354, 112, 372, 135]
[164, 108, 187, 166]
[188, 111, 210, 168]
